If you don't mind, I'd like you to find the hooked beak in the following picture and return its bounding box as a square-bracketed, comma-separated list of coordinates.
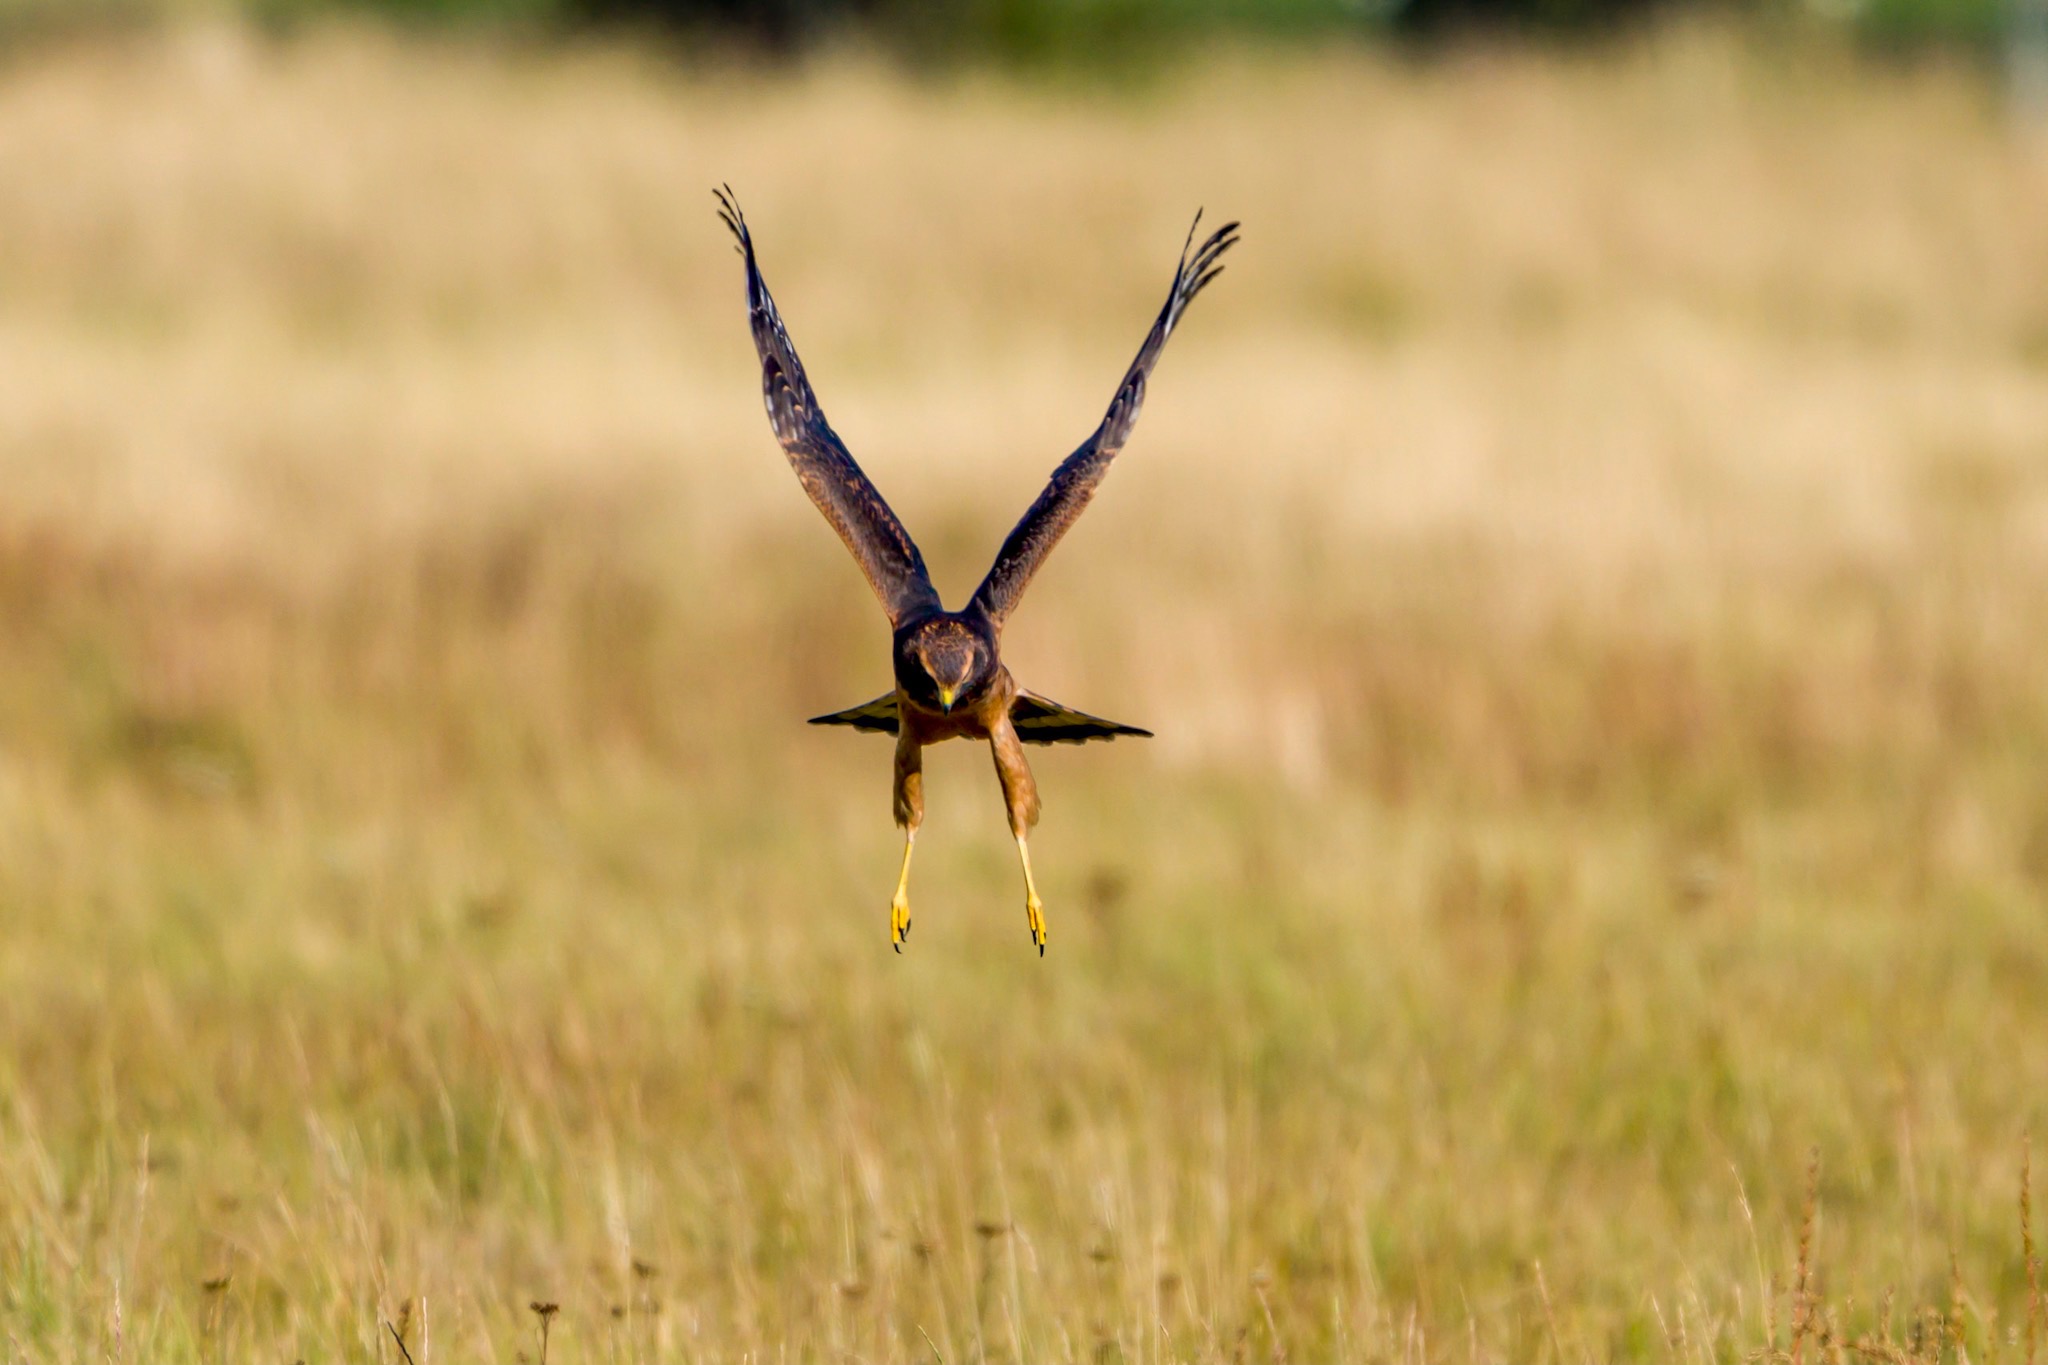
[937, 685, 956, 712]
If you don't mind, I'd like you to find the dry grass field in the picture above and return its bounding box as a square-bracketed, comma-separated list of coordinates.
[1, 18, 2047, 1362]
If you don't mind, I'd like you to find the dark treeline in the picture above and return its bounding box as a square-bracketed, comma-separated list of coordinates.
[436, 0, 2015, 48]
[351, 0, 2017, 53]
[557, 0, 1687, 50]
[6, 0, 2020, 56]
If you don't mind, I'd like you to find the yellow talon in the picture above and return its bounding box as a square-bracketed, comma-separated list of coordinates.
[890, 830, 917, 953]
[1016, 834, 1047, 956]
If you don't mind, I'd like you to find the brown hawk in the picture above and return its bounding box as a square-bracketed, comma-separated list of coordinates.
[716, 187, 1237, 954]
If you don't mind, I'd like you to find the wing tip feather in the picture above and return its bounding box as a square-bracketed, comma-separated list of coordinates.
[714, 184, 755, 262]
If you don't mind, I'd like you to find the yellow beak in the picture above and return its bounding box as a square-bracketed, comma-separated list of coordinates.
[937, 685, 956, 711]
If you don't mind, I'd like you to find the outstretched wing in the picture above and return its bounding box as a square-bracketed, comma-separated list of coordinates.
[1010, 691, 1153, 745]
[716, 187, 942, 628]
[969, 212, 1239, 626]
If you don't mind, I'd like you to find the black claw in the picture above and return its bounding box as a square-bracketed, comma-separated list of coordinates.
[893, 942, 902, 955]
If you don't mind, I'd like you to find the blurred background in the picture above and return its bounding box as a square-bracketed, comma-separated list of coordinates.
[2, 0, 2047, 1361]
[7, 0, 2046, 51]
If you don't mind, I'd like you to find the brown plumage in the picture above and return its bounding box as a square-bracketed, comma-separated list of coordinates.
[716, 186, 1238, 954]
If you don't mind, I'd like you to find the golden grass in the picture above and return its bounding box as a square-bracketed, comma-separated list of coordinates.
[0, 18, 2046, 1362]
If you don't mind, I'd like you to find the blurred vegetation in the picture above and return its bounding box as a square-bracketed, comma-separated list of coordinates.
[0, 0, 2022, 56]
[1, 18, 2046, 1359]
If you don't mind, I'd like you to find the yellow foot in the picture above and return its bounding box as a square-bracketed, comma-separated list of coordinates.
[1025, 894, 1046, 957]
[890, 895, 912, 953]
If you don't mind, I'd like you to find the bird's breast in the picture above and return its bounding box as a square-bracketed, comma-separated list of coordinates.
[896, 695, 989, 744]
[896, 670, 1015, 745]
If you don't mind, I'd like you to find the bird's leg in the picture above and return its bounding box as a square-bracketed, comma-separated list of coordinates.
[892, 727, 924, 952]
[890, 828, 917, 951]
[1015, 831, 1046, 956]
[989, 715, 1047, 956]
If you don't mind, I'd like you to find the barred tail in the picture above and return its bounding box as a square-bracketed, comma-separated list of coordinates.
[807, 693, 899, 734]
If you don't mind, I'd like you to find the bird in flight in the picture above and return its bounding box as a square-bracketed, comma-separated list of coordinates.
[715, 187, 1238, 955]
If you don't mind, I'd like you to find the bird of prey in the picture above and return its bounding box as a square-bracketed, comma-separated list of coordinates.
[715, 187, 1238, 955]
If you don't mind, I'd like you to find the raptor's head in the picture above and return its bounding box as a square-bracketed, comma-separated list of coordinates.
[900, 619, 991, 714]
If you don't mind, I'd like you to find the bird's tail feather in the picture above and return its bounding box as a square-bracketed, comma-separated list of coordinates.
[1009, 691, 1152, 745]
[807, 692, 901, 734]
[807, 691, 1151, 746]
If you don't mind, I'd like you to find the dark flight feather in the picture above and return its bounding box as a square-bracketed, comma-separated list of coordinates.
[969, 213, 1240, 626]
[717, 187, 942, 629]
